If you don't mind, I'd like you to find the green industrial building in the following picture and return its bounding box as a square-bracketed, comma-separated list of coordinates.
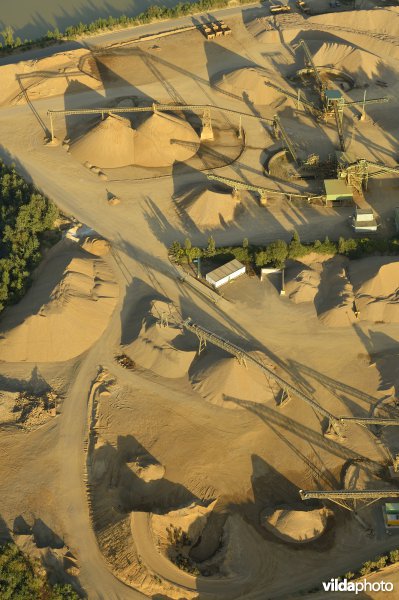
[324, 178, 353, 203]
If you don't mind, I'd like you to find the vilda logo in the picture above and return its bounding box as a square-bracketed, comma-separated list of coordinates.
[322, 578, 394, 594]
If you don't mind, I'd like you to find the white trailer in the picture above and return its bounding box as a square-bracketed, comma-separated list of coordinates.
[205, 259, 246, 289]
[352, 208, 378, 233]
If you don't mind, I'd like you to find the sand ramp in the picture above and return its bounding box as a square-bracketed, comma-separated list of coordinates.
[0, 243, 118, 362]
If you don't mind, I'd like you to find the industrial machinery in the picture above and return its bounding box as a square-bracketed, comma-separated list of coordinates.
[300, 489, 399, 512]
[272, 114, 299, 164]
[182, 317, 345, 436]
[295, 39, 390, 150]
[336, 152, 399, 191]
[47, 102, 273, 144]
[206, 174, 322, 204]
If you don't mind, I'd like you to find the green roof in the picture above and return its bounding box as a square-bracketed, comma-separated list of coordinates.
[324, 178, 353, 199]
[325, 89, 342, 100]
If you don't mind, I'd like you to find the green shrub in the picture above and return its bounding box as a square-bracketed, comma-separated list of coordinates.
[0, 543, 79, 599]
[288, 230, 308, 259]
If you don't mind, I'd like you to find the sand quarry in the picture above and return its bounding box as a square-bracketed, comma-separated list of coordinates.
[2, 4, 399, 599]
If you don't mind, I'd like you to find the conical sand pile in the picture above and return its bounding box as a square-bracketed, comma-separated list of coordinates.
[180, 188, 239, 229]
[124, 320, 196, 378]
[217, 67, 284, 106]
[70, 113, 136, 168]
[190, 350, 280, 408]
[133, 112, 199, 168]
[261, 507, 327, 543]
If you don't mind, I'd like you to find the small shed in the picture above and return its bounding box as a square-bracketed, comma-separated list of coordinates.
[383, 503, 399, 528]
[324, 179, 353, 203]
[205, 259, 246, 289]
[352, 208, 378, 233]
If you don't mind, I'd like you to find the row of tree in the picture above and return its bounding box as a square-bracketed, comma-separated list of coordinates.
[169, 231, 399, 269]
[0, 161, 59, 312]
[0, 0, 254, 53]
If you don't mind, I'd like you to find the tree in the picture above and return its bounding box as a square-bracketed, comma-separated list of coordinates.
[1, 26, 15, 47]
[0, 542, 79, 599]
[184, 238, 194, 263]
[0, 161, 58, 311]
[242, 237, 249, 249]
[205, 235, 216, 257]
[288, 229, 306, 259]
[169, 241, 183, 262]
[255, 249, 268, 267]
[266, 240, 288, 268]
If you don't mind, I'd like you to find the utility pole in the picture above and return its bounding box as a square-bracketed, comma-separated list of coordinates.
[360, 89, 367, 121]
[280, 269, 285, 296]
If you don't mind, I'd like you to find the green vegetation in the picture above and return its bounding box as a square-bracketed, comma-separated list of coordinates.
[0, 542, 79, 599]
[166, 525, 200, 575]
[0, 0, 255, 55]
[0, 160, 59, 312]
[169, 230, 399, 270]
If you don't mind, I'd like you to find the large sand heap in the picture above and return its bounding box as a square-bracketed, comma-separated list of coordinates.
[151, 500, 216, 558]
[0, 245, 118, 362]
[190, 350, 280, 408]
[349, 258, 399, 323]
[285, 264, 321, 304]
[179, 187, 239, 229]
[317, 259, 355, 327]
[285, 256, 355, 327]
[261, 506, 328, 543]
[0, 49, 100, 107]
[70, 114, 136, 168]
[312, 42, 385, 85]
[216, 67, 285, 106]
[133, 112, 200, 168]
[124, 320, 196, 378]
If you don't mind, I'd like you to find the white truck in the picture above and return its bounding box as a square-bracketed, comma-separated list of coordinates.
[351, 208, 378, 233]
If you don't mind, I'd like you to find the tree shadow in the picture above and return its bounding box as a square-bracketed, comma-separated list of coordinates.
[0, 514, 12, 544]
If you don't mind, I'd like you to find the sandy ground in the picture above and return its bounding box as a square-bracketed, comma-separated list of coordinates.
[1, 4, 399, 599]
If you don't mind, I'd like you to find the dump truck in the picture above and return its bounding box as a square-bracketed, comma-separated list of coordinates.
[270, 5, 292, 14]
[220, 21, 232, 35]
[296, 0, 311, 13]
[202, 25, 215, 39]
